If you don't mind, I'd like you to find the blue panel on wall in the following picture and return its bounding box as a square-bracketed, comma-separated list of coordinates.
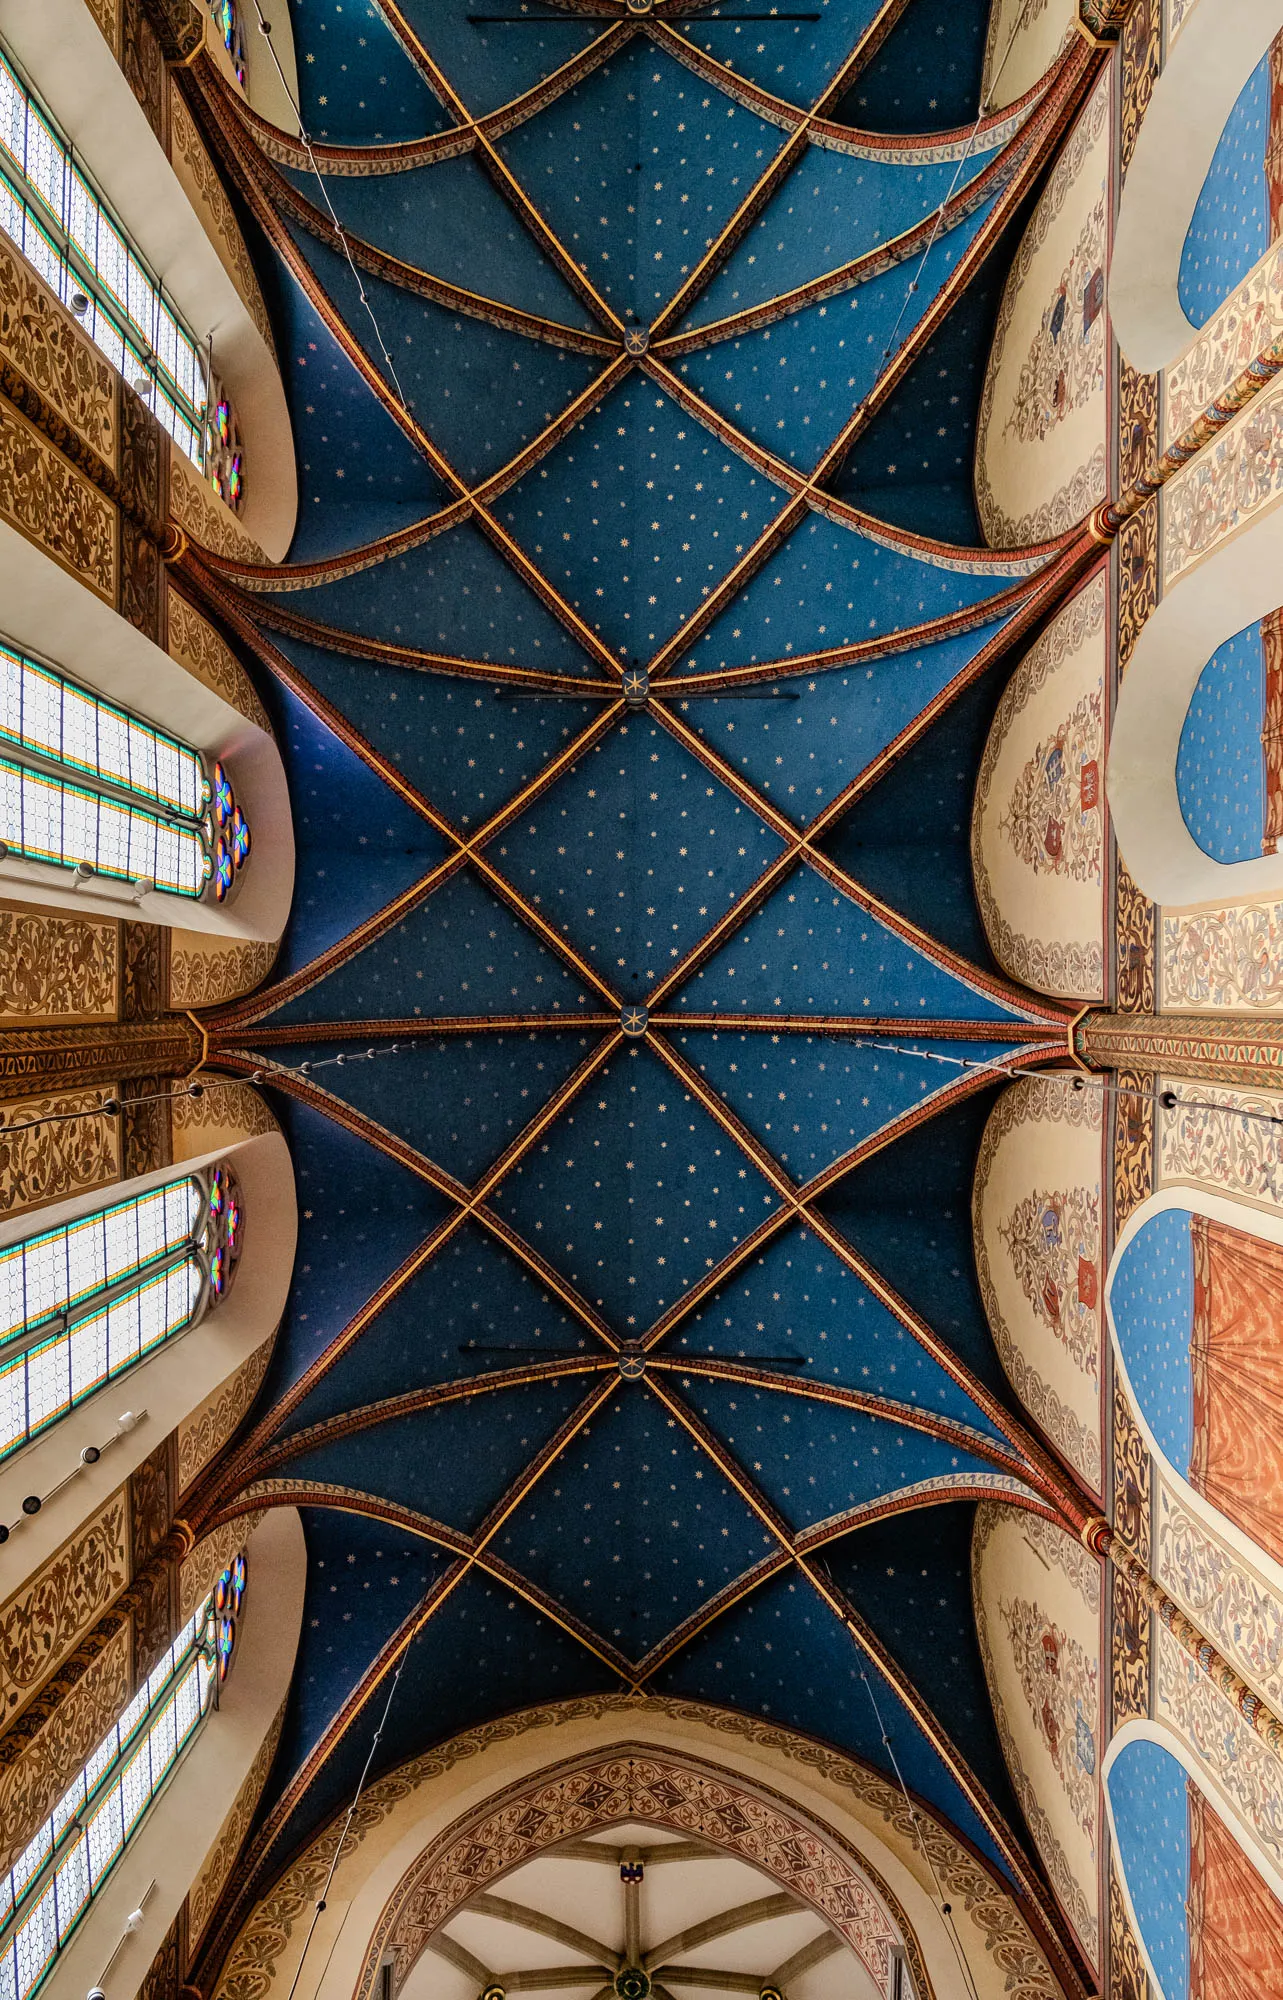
[819, 1088, 1012, 1397]
[681, 1374, 1001, 1533]
[492, 1042, 782, 1332]
[277, 1217, 601, 1441]
[265, 633, 604, 831]
[675, 198, 999, 469]
[1110, 1210, 1196, 1473]
[685, 137, 1001, 327]
[262, 1029, 598, 1183]
[821, 645, 1010, 969]
[258, 518, 601, 676]
[282, 152, 599, 328]
[1107, 1738, 1193, 2000]
[282, 225, 605, 486]
[1178, 53, 1271, 329]
[276, 1375, 594, 1533]
[676, 514, 1019, 677]
[258, 1099, 453, 1397]
[669, 1026, 1024, 1183]
[260, 259, 449, 565]
[1176, 618, 1267, 863]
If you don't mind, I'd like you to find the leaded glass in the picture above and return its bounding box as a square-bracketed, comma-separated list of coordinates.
[0, 46, 211, 475]
[0, 1567, 241, 2000]
[0, 1168, 241, 1463]
[0, 639, 254, 901]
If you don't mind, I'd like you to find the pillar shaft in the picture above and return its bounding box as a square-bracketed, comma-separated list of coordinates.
[0, 1018, 202, 1098]
[1075, 1011, 1283, 1087]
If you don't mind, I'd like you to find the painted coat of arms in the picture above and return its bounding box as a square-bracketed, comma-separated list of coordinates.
[1000, 1595, 1098, 1847]
[1002, 200, 1107, 445]
[998, 1185, 1100, 1380]
[999, 686, 1103, 882]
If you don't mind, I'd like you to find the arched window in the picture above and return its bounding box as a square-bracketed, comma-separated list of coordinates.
[0, 641, 251, 903]
[210, 0, 247, 87]
[0, 1553, 247, 2000]
[0, 39, 243, 506]
[0, 1163, 243, 1468]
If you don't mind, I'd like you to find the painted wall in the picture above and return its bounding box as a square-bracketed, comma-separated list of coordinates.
[972, 1073, 1104, 1489]
[973, 1503, 1103, 1968]
[971, 569, 1108, 998]
[975, 71, 1110, 547]
[1178, 54, 1273, 329]
[980, 0, 1076, 112]
[1176, 617, 1270, 862]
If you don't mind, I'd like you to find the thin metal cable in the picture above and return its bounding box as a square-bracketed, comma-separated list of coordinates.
[244, 0, 411, 406]
[283, 1648, 410, 2000]
[6, 1040, 1283, 1144]
[877, 0, 1038, 371]
[856, 1663, 984, 2000]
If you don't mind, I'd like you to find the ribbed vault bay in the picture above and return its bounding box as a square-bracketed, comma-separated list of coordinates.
[186, 1, 1100, 1982]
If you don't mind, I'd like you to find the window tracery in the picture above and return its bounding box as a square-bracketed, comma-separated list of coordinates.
[0, 1163, 243, 1466]
[0, 44, 245, 508]
[0, 1556, 246, 2000]
[0, 641, 252, 903]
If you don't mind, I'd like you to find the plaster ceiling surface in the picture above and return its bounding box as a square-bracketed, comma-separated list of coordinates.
[404, 1824, 876, 1999]
[186, 0, 1101, 1983]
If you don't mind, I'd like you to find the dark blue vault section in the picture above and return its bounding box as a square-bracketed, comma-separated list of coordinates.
[179, 3, 1099, 1984]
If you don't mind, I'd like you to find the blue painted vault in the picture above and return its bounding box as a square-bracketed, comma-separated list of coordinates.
[181, 4, 1101, 1987]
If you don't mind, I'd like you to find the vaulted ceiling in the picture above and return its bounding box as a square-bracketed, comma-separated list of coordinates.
[182, 3, 1102, 1988]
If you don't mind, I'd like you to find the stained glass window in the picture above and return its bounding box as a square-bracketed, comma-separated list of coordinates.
[0, 43, 228, 486]
[0, 641, 252, 902]
[211, 0, 247, 88]
[0, 1557, 247, 2000]
[0, 1163, 244, 1466]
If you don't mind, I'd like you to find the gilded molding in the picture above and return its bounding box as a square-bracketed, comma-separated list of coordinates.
[167, 589, 272, 733]
[1081, 1012, 1283, 1085]
[1111, 1387, 1152, 1728]
[178, 1339, 275, 1495]
[1109, 1065, 1154, 1239]
[1162, 367, 1283, 585]
[0, 390, 116, 601]
[0, 1018, 201, 1094]
[0, 240, 115, 462]
[0, 1491, 129, 1728]
[0, 903, 119, 1023]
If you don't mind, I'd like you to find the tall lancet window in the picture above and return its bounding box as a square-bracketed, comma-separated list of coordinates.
[0, 1164, 243, 1465]
[0, 41, 244, 505]
[0, 643, 251, 902]
[0, 1554, 247, 2000]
